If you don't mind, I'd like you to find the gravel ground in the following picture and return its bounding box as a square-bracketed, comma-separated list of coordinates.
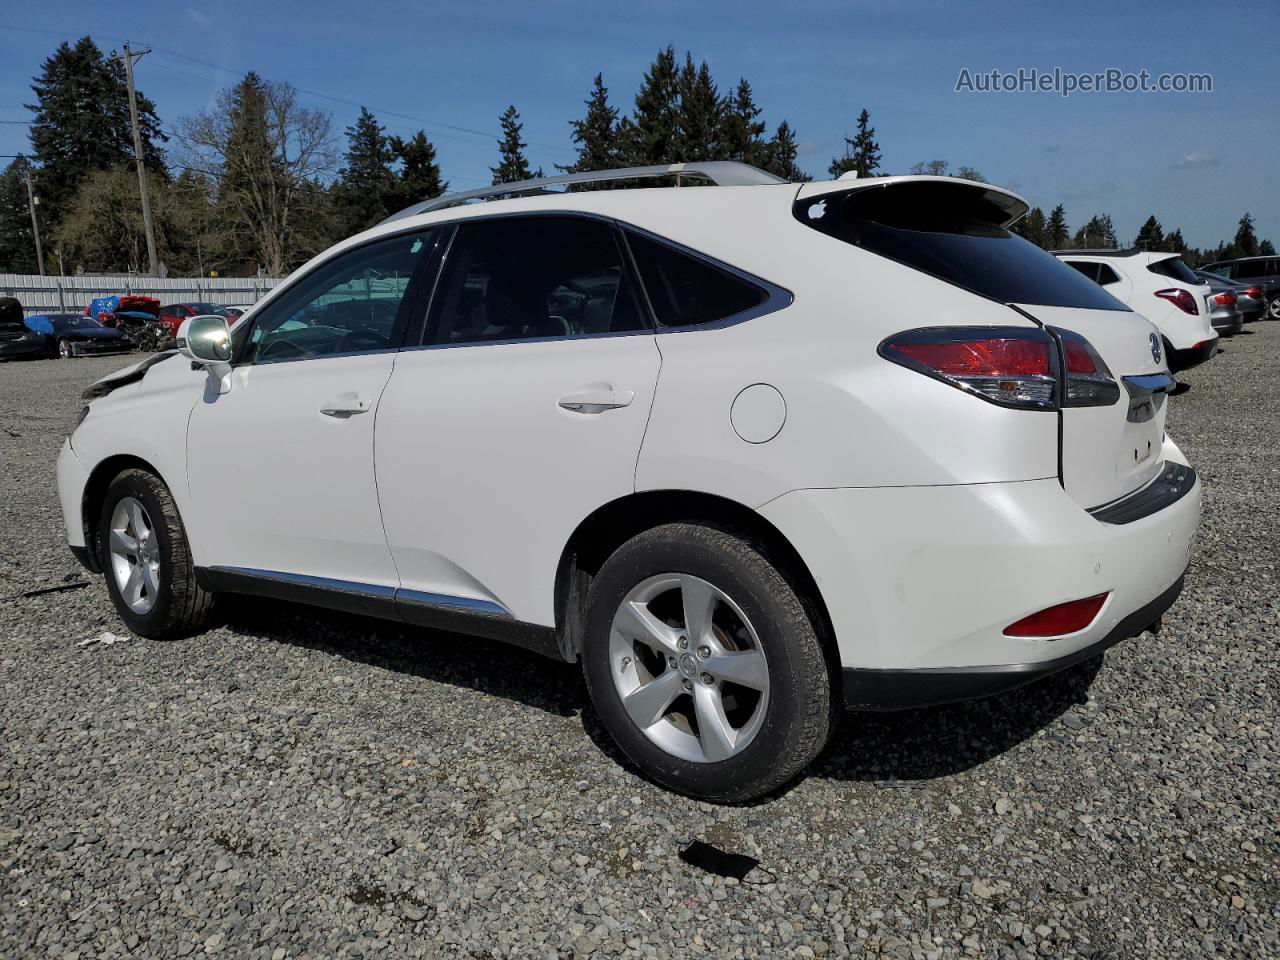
[1, 331, 1276, 960]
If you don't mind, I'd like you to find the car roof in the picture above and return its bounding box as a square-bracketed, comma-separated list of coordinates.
[1054, 249, 1177, 263]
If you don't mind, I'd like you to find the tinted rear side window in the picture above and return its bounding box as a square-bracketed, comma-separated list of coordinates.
[1147, 257, 1201, 284]
[1096, 264, 1122, 285]
[1065, 261, 1100, 282]
[626, 232, 768, 327]
[796, 182, 1127, 311]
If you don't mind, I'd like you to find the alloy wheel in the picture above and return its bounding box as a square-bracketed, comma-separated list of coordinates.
[107, 496, 160, 614]
[609, 574, 770, 763]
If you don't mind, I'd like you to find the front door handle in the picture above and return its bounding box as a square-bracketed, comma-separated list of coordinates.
[558, 388, 635, 414]
[320, 393, 370, 417]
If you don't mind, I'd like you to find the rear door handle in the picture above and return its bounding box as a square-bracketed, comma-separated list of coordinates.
[558, 388, 635, 414]
[320, 393, 370, 417]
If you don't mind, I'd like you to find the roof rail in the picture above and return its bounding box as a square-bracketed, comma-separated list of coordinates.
[1050, 248, 1147, 257]
[380, 161, 787, 224]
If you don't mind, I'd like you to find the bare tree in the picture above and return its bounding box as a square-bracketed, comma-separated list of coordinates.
[180, 73, 334, 275]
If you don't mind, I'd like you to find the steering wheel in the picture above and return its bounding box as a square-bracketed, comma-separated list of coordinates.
[338, 329, 388, 352]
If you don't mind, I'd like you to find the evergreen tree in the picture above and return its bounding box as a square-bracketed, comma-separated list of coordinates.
[720, 78, 767, 166]
[1233, 213, 1258, 258]
[1014, 206, 1048, 249]
[1260, 238, 1276, 257]
[1073, 214, 1111, 249]
[335, 107, 398, 231]
[26, 36, 166, 230]
[1047, 204, 1070, 249]
[621, 47, 680, 165]
[1163, 228, 1187, 254]
[391, 131, 447, 205]
[1134, 215, 1164, 250]
[763, 121, 807, 181]
[491, 105, 538, 184]
[1099, 213, 1118, 247]
[674, 54, 723, 161]
[563, 74, 622, 176]
[0, 156, 38, 273]
[828, 109, 881, 179]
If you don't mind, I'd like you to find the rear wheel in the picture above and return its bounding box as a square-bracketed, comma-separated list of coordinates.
[582, 523, 832, 802]
[98, 468, 216, 638]
[1268, 296, 1280, 321]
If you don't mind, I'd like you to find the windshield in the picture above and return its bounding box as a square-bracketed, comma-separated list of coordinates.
[796, 182, 1128, 311]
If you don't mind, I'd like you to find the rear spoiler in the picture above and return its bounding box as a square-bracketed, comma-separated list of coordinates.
[795, 176, 1030, 229]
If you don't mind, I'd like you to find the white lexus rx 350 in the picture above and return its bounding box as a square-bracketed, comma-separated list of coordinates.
[57, 164, 1201, 801]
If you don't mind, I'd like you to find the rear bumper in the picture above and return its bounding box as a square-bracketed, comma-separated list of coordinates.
[1168, 339, 1217, 371]
[757, 437, 1201, 705]
[1210, 313, 1244, 335]
[841, 574, 1183, 709]
[0, 338, 47, 358]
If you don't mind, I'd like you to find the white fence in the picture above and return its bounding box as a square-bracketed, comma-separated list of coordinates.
[0, 273, 284, 315]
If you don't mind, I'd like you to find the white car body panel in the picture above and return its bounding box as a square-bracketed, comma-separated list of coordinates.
[186, 354, 400, 586]
[375, 335, 662, 624]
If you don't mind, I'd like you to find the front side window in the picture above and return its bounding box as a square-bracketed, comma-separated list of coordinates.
[626, 231, 768, 327]
[427, 216, 646, 345]
[240, 230, 436, 364]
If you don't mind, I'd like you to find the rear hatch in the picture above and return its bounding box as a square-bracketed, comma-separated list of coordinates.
[795, 176, 1174, 510]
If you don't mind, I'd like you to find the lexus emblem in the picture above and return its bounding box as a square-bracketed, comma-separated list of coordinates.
[1150, 332, 1162, 364]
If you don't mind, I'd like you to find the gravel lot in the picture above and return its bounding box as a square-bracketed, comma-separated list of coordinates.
[1, 330, 1276, 960]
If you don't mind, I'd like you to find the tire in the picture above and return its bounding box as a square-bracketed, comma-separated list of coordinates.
[1268, 296, 1280, 322]
[97, 468, 216, 639]
[57, 338, 71, 359]
[581, 523, 832, 802]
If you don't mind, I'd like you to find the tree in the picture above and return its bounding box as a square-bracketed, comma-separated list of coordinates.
[1134, 215, 1164, 251]
[1233, 213, 1258, 258]
[491, 105, 538, 184]
[1260, 239, 1276, 257]
[390, 131, 446, 206]
[0, 156, 38, 273]
[1073, 214, 1116, 249]
[720, 78, 767, 166]
[1163, 228, 1188, 254]
[954, 166, 986, 183]
[26, 36, 166, 231]
[564, 73, 622, 175]
[181, 72, 336, 275]
[1047, 204, 1070, 249]
[334, 107, 398, 232]
[1014, 206, 1048, 249]
[621, 47, 680, 165]
[763, 121, 807, 181]
[673, 54, 723, 162]
[910, 160, 950, 177]
[51, 167, 210, 274]
[829, 109, 881, 179]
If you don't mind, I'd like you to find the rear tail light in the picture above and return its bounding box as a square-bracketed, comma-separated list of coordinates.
[1154, 288, 1199, 315]
[1213, 292, 1237, 306]
[1051, 327, 1122, 407]
[878, 327, 1057, 409]
[1242, 287, 1262, 299]
[1004, 593, 1109, 637]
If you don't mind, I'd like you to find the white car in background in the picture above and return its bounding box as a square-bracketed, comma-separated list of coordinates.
[1054, 250, 1218, 371]
[56, 164, 1201, 801]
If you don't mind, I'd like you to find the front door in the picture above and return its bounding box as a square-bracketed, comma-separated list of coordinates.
[186, 228, 441, 589]
[375, 215, 662, 626]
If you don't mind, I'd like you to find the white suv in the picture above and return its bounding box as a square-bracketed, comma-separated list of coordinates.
[1054, 250, 1219, 371]
[57, 163, 1201, 801]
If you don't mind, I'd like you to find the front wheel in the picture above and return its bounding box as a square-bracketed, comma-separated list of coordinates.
[582, 523, 832, 802]
[98, 468, 216, 638]
[57, 338, 71, 359]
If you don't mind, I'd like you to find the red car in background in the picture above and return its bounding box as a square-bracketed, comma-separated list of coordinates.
[157, 302, 236, 338]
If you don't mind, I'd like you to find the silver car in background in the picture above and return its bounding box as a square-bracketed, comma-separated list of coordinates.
[1196, 269, 1264, 324]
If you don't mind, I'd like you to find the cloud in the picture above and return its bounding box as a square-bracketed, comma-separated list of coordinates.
[186, 7, 211, 26]
[1169, 152, 1220, 170]
[1062, 182, 1118, 202]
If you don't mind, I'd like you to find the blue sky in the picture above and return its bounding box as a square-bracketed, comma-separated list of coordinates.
[1, 0, 1275, 249]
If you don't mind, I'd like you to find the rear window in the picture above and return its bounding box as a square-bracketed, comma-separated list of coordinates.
[626, 231, 768, 327]
[796, 182, 1127, 311]
[1146, 257, 1201, 284]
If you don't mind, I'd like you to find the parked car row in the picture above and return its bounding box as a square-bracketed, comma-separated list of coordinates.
[0, 296, 255, 361]
[1054, 249, 1274, 374]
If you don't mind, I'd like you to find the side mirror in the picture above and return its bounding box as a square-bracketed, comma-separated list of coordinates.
[177, 315, 233, 394]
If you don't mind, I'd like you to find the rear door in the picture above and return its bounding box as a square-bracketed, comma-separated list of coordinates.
[374, 215, 662, 628]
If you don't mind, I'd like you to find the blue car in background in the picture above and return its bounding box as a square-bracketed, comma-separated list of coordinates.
[25, 313, 133, 359]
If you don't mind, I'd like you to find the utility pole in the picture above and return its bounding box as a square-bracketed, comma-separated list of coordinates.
[23, 171, 45, 276]
[119, 43, 159, 276]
